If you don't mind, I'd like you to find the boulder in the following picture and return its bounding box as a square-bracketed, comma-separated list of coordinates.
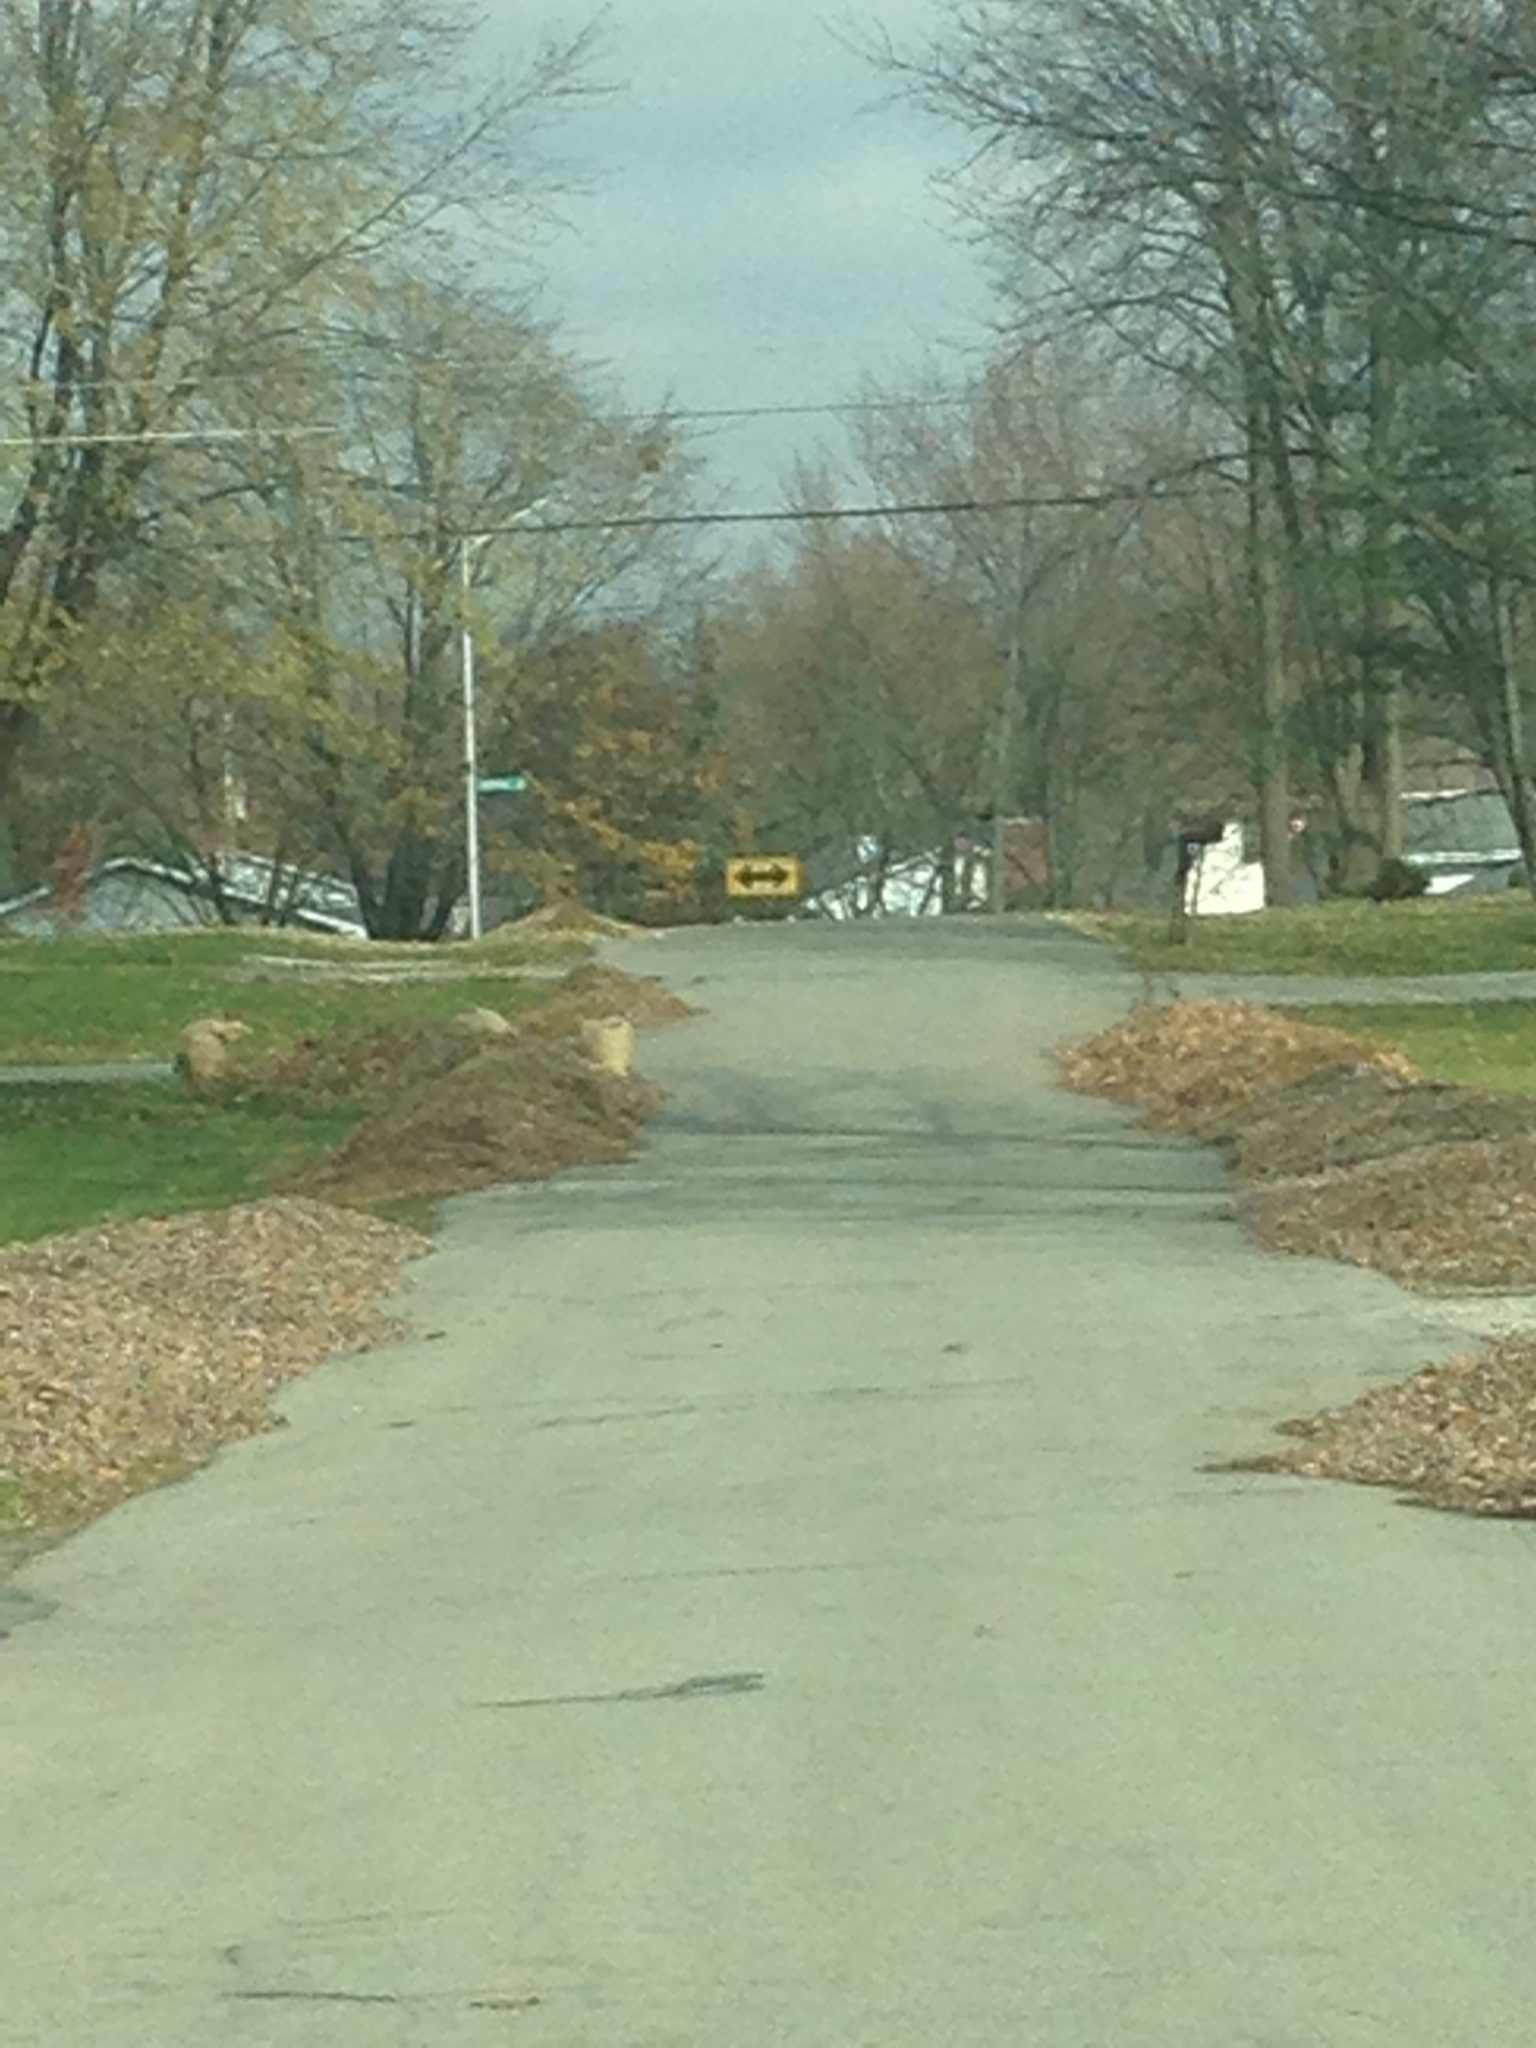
[456, 1007, 517, 1041]
[177, 1016, 251, 1089]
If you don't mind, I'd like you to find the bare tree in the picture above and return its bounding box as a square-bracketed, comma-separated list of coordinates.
[0, 0, 600, 803]
[846, 347, 1159, 903]
[892, 0, 1536, 898]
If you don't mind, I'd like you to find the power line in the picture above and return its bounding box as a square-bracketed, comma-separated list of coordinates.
[332, 483, 1208, 546]
[0, 424, 341, 450]
[659, 398, 975, 423]
[128, 479, 1207, 560]
[114, 454, 1536, 555]
[0, 382, 973, 427]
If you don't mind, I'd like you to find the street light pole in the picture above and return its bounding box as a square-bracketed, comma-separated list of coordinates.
[459, 537, 485, 942]
[991, 618, 1021, 915]
[457, 501, 553, 942]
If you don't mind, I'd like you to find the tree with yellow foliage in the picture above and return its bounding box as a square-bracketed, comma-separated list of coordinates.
[0, 0, 597, 814]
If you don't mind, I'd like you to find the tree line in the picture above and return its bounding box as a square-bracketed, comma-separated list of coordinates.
[0, 0, 714, 936]
[886, 0, 1536, 903]
[7, 0, 1533, 932]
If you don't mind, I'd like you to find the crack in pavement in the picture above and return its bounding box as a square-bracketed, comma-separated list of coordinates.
[476, 1670, 767, 1710]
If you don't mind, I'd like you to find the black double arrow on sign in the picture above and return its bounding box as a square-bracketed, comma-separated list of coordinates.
[735, 863, 794, 889]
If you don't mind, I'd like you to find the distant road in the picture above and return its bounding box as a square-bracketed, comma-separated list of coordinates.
[1150, 966, 1536, 1005]
[4, 915, 1535, 2043]
[0, 1059, 174, 1084]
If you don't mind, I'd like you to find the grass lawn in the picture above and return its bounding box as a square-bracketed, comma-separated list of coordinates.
[0, 927, 560, 1063]
[0, 1082, 362, 1244]
[1301, 1002, 1536, 1099]
[1068, 895, 1536, 976]
[0, 926, 592, 1242]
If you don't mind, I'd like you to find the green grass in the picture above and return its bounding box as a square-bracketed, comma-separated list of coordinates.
[0, 1082, 362, 1244]
[1068, 895, 1536, 976]
[0, 927, 554, 1063]
[1301, 1001, 1536, 1098]
[0, 926, 587, 1245]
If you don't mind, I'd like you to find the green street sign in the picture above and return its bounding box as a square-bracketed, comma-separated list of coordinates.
[477, 774, 529, 796]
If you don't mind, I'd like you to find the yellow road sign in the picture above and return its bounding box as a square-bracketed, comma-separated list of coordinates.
[725, 855, 804, 900]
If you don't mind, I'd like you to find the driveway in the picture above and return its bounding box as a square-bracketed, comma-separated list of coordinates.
[2, 916, 1534, 2045]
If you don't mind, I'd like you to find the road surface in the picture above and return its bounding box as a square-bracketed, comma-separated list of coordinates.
[3, 916, 1535, 2046]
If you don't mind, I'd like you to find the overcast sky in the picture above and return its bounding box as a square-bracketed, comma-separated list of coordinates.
[489, 0, 994, 521]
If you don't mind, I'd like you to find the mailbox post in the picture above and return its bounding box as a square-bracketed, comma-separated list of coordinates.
[1169, 817, 1226, 945]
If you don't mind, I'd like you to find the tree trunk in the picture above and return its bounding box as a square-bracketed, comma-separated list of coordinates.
[1250, 467, 1294, 906]
[938, 846, 959, 914]
[0, 702, 33, 810]
[1363, 680, 1405, 862]
[1358, 298, 1404, 873]
[1492, 584, 1536, 891]
[990, 623, 1021, 914]
[1216, 176, 1296, 909]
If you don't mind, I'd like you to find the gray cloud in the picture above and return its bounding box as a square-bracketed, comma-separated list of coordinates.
[482, 0, 992, 513]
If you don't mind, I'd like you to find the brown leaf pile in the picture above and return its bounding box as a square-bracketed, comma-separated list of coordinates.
[1058, 1001, 1535, 1291]
[0, 1200, 428, 1534]
[282, 1037, 665, 1207]
[502, 901, 654, 942]
[248, 1014, 513, 1110]
[1229, 1064, 1536, 1182]
[1207, 1331, 1536, 1518]
[1, 963, 693, 1547]
[513, 960, 695, 1039]
[245, 964, 692, 1110]
[1057, 999, 1420, 1140]
[1058, 999, 1536, 1517]
[254, 961, 684, 1208]
[1237, 1137, 1536, 1292]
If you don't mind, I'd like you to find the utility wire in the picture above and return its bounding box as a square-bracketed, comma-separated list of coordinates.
[0, 384, 973, 425]
[642, 398, 975, 423]
[329, 483, 1212, 546]
[110, 457, 1536, 555]
[0, 424, 342, 449]
[126, 482, 1206, 560]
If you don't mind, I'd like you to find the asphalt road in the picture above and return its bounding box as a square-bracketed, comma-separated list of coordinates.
[4, 916, 1536, 2045]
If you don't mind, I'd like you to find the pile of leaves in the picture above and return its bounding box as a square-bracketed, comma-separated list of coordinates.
[1228, 1064, 1536, 1182]
[514, 959, 694, 1040]
[1057, 999, 1419, 1140]
[1059, 1000, 1536, 1517]
[1207, 1331, 1536, 1519]
[0, 1200, 428, 1535]
[1237, 1138, 1536, 1293]
[246, 1013, 500, 1109]
[283, 1037, 664, 1207]
[1058, 1001, 1536, 1289]
[245, 963, 692, 1110]
[501, 900, 654, 942]
[244, 961, 687, 1208]
[1, 962, 692, 1546]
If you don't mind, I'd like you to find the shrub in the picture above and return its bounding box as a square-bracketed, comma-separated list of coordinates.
[1365, 857, 1430, 902]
